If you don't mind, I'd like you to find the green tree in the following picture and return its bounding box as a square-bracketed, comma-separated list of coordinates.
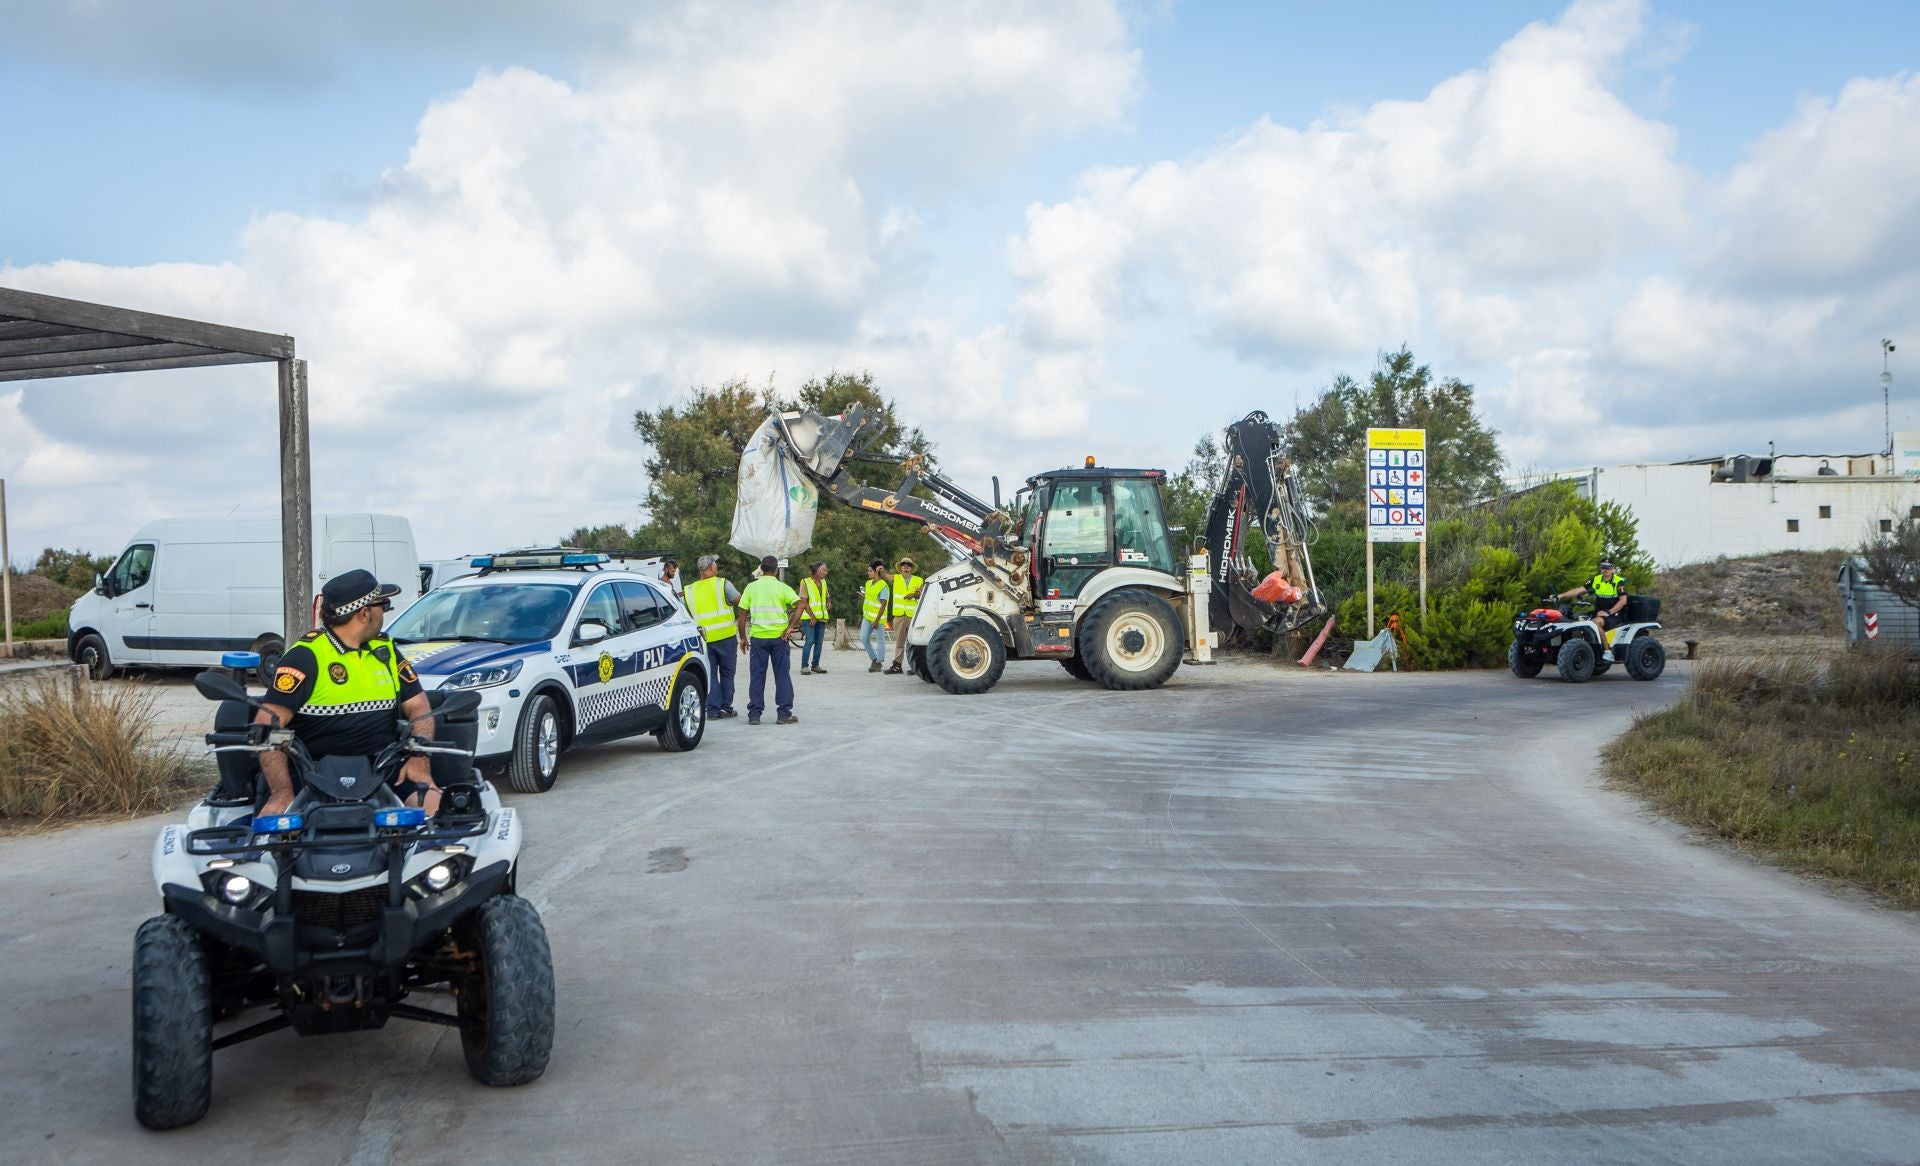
[1285, 347, 1505, 523]
[610, 371, 944, 623]
[32, 547, 113, 590]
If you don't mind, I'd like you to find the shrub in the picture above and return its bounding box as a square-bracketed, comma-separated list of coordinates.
[0, 675, 200, 821]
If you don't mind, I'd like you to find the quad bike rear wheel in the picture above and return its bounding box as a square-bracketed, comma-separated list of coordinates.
[1507, 641, 1542, 679]
[1556, 637, 1596, 683]
[1625, 636, 1667, 681]
[458, 895, 555, 1087]
[132, 915, 213, 1130]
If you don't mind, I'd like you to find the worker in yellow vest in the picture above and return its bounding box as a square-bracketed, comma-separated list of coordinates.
[737, 555, 810, 725]
[883, 555, 923, 675]
[860, 559, 891, 673]
[799, 561, 832, 675]
[682, 554, 742, 719]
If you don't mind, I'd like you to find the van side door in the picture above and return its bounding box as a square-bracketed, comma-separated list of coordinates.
[101, 543, 158, 663]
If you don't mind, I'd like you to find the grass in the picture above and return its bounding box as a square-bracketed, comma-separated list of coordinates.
[1605, 650, 1920, 907]
[0, 673, 203, 823]
[9, 612, 67, 641]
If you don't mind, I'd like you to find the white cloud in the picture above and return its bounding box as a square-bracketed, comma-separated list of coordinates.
[2, 0, 1139, 560]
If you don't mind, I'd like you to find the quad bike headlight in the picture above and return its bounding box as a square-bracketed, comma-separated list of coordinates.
[424, 862, 457, 892]
[220, 874, 254, 904]
[407, 855, 471, 900]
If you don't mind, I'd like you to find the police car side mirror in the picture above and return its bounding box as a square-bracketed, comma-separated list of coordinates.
[575, 620, 611, 646]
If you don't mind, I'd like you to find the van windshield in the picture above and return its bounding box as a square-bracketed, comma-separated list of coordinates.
[387, 583, 576, 646]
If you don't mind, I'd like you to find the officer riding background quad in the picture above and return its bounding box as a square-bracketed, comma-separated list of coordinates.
[1510, 559, 1667, 684]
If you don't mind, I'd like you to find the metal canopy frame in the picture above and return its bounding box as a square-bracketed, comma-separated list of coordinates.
[0, 287, 312, 657]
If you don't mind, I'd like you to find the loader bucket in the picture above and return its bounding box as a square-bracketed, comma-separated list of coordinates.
[774, 405, 872, 479]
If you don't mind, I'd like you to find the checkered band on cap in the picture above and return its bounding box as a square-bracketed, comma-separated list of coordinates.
[331, 588, 385, 617]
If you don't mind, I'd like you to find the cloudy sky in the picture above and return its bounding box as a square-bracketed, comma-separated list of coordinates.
[2, 0, 1916, 561]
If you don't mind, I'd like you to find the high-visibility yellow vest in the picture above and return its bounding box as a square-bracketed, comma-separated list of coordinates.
[297, 631, 402, 712]
[683, 576, 736, 642]
[891, 573, 924, 618]
[801, 576, 830, 621]
[1590, 573, 1624, 598]
[862, 578, 890, 622]
[741, 576, 798, 639]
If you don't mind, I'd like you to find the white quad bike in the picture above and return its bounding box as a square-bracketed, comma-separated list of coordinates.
[1508, 593, 1667, 683]
[133, 667, 554, 1130]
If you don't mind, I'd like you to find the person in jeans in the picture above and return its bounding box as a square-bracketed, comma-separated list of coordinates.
[799, 561, 831, 674]
[738, 555, 808, 725]
[859, 560, 891, 673]
[884, 556, 924, 674]
[682, 555, 742, 718]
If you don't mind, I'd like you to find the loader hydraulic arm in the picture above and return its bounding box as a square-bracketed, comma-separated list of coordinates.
[1203, 411, 1327, 637]
[770, 405, 1012, 558]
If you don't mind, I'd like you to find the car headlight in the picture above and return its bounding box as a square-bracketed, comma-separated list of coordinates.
[443, 660, 522, 690]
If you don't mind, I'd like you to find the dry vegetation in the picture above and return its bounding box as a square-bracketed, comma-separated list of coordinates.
[0, 674, 202, 823]
[1652, 551, 1847, 649]
[5, 572, 82, 641]
[1605, 650, 1920, 907]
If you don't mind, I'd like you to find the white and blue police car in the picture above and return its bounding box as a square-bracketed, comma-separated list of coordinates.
[383, 551, 710, 792]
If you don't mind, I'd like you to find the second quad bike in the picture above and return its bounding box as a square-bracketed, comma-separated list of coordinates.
[1509, 594, 1667, 683]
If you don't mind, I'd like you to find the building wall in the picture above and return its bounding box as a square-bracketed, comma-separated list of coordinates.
[1593, 464, 1920, 567]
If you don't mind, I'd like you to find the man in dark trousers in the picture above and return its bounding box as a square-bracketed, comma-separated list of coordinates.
[738, 556, 809, 725]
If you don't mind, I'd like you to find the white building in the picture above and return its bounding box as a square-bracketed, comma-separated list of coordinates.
[1525, 433, 1920, 568]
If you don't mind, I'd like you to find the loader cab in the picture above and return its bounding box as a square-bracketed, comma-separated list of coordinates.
[1026, 468, 1178, 598]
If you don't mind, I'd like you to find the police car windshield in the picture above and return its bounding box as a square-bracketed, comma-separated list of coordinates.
[387, 582, 576, 646]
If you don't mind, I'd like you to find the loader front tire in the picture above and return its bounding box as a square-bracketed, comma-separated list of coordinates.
[927, 618, 1006, 695]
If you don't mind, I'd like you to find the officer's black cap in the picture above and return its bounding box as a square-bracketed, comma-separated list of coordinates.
[322, 569, 402, 619]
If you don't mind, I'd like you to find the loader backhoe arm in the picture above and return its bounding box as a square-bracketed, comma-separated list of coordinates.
[769, 404, 1011, 558]
[1203, 411, 1327, 638]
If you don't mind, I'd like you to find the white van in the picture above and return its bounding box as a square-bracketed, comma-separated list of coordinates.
[67, 514, 418, 680]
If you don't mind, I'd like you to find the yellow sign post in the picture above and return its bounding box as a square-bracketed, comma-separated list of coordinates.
[1364, 428, 1429, 637]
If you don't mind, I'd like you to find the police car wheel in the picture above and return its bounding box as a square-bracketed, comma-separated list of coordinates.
[507, 694, 562, 793]
[657, 672, 706, 752]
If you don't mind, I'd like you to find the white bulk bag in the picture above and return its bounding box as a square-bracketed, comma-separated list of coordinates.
[729, 416, 819, 559]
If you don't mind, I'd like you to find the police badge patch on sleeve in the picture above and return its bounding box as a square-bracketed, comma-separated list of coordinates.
[273, 667, 306, 693]
[398, 660, 417, 683]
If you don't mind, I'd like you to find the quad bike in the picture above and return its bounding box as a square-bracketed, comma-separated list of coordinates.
[132, 667, 554, 1130]
[1509, 594, 1667, 684]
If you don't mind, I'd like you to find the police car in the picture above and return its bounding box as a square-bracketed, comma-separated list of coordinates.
[382, 551, 710, 792]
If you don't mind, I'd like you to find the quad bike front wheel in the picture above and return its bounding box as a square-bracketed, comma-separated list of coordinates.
[458, 895, 556, 1087]
[1507, 641, 1542, 679]
[1556, 638, 1596, 683]
[132, 915, 213, 1130]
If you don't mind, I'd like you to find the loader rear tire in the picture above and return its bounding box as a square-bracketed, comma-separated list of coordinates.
[1060, 655, 1093, 681]
[927, 618, 1005, 695]
[1079, 589, 1183, 691]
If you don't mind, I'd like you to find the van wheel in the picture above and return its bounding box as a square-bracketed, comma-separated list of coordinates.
[1080, 589, 1184, 691]
[507, 695, 562, 793]
[75, 633, 116, 681]
[250, 636, 284, 685]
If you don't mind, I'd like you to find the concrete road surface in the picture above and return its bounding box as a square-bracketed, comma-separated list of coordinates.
[6, 655, 1920, 1164]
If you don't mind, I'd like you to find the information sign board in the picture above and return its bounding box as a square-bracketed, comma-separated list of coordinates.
[1366, 428, 1427, 544]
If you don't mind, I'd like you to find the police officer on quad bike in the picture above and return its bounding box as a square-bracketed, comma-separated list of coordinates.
[256, 569, 439, 815]
[1557, 559, 1629, 661]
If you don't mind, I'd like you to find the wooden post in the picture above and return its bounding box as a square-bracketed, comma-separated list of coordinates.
[1365, 537, 1375, 640]
[1418, 535, 1428, 632]
[0, 477, 12, 659]
[278, 359, 313, 646]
